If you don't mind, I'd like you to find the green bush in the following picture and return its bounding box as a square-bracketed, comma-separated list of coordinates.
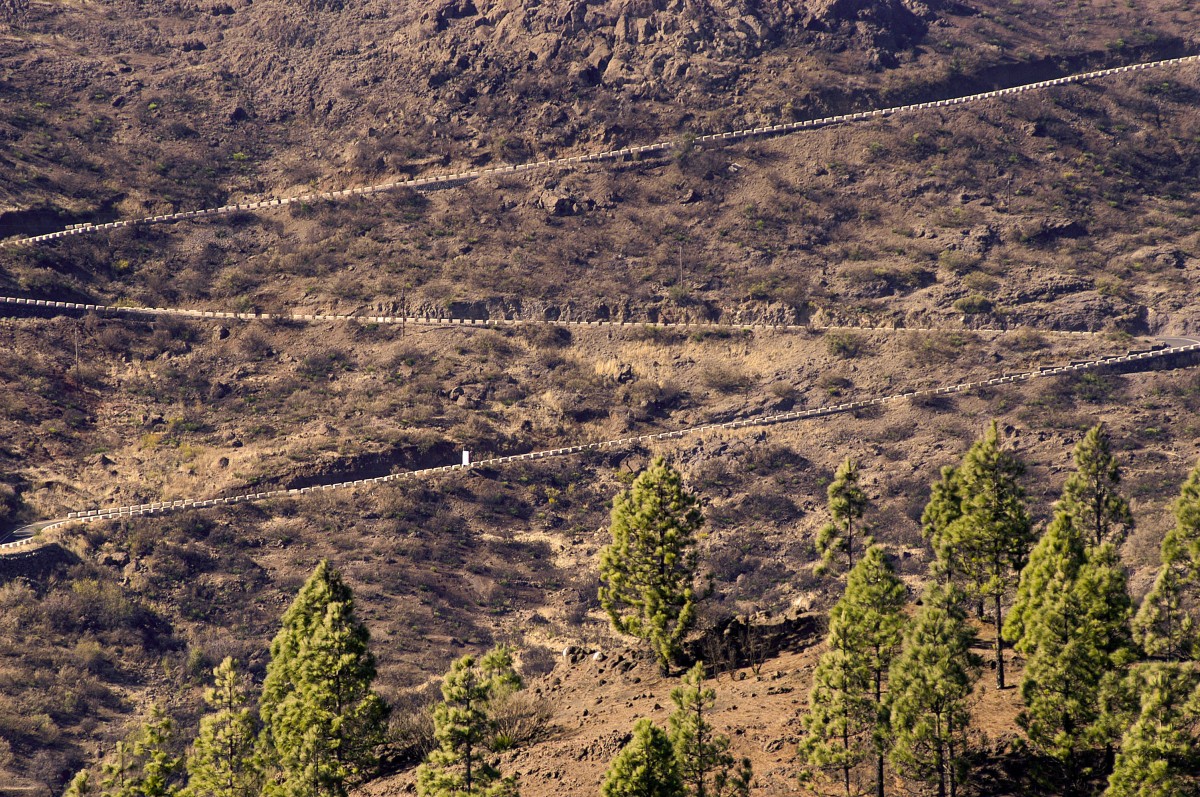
[953, 295, 993, 314]
[826, 331, 866, 358]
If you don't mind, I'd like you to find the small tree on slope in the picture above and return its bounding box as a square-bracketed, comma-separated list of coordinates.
[816, 458, 870, 574]
[801, 547, 906, 797]
[1059, 424, 1133, 548]
[602, 719, 685, 797]
[99, 706, 182, 797]
[183, 657, 261, 797]
[921, 466, 963, 583]
[259, 560, 389, 797]
[1017, 539, 1135, 789]
[416, 647, 521, 797]
[1134, 459, 1200, 660]
[669, 662, 751, 797]
[1008, 425, 1134, 650]
[599, 457, 703, 673]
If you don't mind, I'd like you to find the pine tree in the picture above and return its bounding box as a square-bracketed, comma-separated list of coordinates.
[1018, 542, 1135, 787]
[99, 741, 136, 797]
[135, 707, 180, 797]
[416, 647, 521, 797]
[800, 547, 904, 797]
[934, 421, 1032, 689]
[260, 561, 389, 797]
[921, 466, 963, 571]
[843, 546, 906, 797]
[1008, 426, 1134, 651]
[601, 719, 685, 797]
[800, 646, 874, 797]
[1004, 509, 1087, 654]
[599, 457, 703, 673]
[1170, 458, 1200, 567]
[816, 458, 870, 574]
[64, 770, 92, 797]
[669, 662, 750, 797]
[1133, 460, 1200, 660]
[1060, 424, 1133, 548]
[183, 657, 261, 797]
[887, 586, 979, 797]
[1103, 665, 1200, 797]
[98, 707, 182, 797]
[1133, 563, 1197, 660]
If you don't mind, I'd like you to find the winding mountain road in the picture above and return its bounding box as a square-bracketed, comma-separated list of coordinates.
[3, 54, 1197, 247]
[5, 334, 1198, 551]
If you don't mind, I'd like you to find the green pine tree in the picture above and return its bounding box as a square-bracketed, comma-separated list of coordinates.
[934, 421, 1032, 689]
[920, 466, 963, 578]
[64, 770, 92, 797]
[599, 457, 704, 673]
[843, 546, 906, 797]
[1133, 460, 1200, 660]
[183, 657, 261, 797]
[1004, 508, 1087, 653]
[887, 586, 979, 797]
[416, 647, 521, 797]
[1018, 542, 1135, 787]
[1060, 424, 1133, 547]
[1103, 664, 1200, 797]
[601, 719, 685, 797]
[816, 458, 870, 574]
[668, 662, 750, 797]
[99, 741, 135, 797]
[800, 548, 904, 797]
[98, 707, 182, 797]
[1133, 563, 1197, 660]
[260, 561, 389, 797]
[800, 645, 874, 797]
[1169, 458, 1200, 568]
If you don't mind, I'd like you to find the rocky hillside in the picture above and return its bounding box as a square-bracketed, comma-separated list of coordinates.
[2, 0, 1200, 794]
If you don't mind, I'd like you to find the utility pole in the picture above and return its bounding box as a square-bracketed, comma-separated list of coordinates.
[74, 322, 81, 382]
[678, 241, 684, 286]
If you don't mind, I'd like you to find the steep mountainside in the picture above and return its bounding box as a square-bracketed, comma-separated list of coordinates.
[2, 0, 1200, 794]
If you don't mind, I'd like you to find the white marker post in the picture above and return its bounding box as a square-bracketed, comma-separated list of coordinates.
[462, 450, 471, 467]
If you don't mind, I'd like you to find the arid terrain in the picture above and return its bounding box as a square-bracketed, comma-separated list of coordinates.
[2, 0, 1200, 794]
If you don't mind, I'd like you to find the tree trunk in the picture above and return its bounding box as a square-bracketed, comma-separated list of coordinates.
[843, 727, 852, 797]
[936, 740, 946, 797]
[994, 593, 1005, 689]
[875, 665, 884, 797]
[947, 716, 957, 797]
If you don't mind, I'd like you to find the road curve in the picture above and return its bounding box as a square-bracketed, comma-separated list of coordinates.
[4, 336, 1198, 550]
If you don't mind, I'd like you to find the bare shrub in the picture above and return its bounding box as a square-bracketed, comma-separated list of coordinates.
[825, 330, 867, 358]
[488, 689, 555, 750]
[701, 364, 753, 393]
[387, 695, 437, 767]
[515, 324, 572, 349]
[516, 645, 557, 679]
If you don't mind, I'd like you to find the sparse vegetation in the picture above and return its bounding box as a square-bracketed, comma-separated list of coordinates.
[7, 0, 1200, 794]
